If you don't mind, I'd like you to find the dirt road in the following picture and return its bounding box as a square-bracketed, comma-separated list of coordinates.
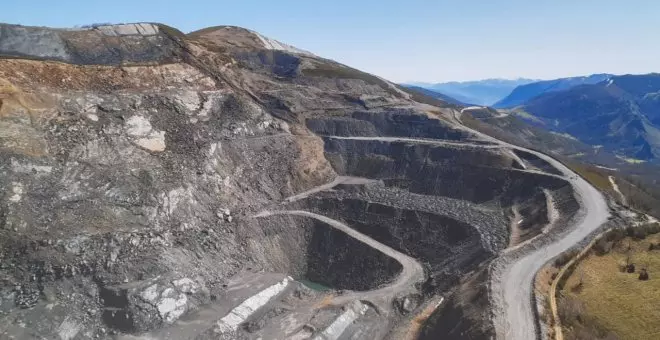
[325, 111, 610, 339]
[454, 108, 610, 340]
[253, 210, 425, 312]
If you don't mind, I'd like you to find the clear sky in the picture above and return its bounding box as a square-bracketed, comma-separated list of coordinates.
[2, 0, 659, 83]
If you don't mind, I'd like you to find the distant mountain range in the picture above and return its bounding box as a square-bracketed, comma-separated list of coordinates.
[519, 74, 660, 161]
[402, 85, 468, 106]
[409, 73, 660, 162]
[405, 78, 538, 106]
[494, 74, 612, 108]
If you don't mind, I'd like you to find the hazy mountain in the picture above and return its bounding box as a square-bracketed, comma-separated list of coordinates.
[402, 85, 468, 106]
[494, 74, 612, 108]
[406, 78, 538, 106]
[520, 74, 660, 161]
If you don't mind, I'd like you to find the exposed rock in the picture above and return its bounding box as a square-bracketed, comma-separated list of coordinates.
[0, 21, 584, 340]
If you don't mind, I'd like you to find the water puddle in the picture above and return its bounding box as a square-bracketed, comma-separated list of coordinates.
[299, 279, 332, 292]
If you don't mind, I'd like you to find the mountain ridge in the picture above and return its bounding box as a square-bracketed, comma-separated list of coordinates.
[519, 73, 660, 161]
[406, 78, 538, 106]
[494, 73, 612, 108]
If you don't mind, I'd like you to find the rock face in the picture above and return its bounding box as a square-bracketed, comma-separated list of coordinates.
[0, 22, 579, 339]
[0, 23, 181, 65]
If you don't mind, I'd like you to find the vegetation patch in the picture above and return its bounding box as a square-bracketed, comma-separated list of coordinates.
[558, 226, 660, 340]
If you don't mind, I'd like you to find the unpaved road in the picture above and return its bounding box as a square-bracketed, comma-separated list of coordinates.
[324, 135, 502, 149]
[454, 108, 610, 340]
[283, 176, 378, 203]
[262, 107, 607, 339]
[609, 175, 627, 206]
[326, 135, 566, 180]
[325, 111, 610, 339]
[490, 147, 609, 339]
[253, 210, 425, 312]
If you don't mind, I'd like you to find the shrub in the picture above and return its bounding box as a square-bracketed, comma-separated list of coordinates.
[639, 269, 649, 281]
[605, 229, 625, 244]
[555, 250, 579, 267]
[642, 222, 660, 235]
[633, 228, 648, 240]
[558, 295, 586, 327]
[593, 238, 612, 256]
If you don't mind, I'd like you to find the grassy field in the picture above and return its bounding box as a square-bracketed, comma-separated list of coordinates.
[561, 233, 660, 339]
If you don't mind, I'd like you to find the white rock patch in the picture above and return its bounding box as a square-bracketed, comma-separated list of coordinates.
[252, 31, 314, 56]
[141, 284, 159, 302]
[97, 23, 159, 37]
[136, 131, 166, 152]
[125, 116, 153, 137]
[177, 92, 201, 113]
[125, 116, 166, 152]
[11, 159, 53, 175]
[461, 106, 485, 113]
[173, 278, 198, 294]
[157, 288, 188, 323]
[215, 277, 291, 333]
[9, 183, 24, 202]
[314, 301, 369, 340]
[57, 316, 81, 340]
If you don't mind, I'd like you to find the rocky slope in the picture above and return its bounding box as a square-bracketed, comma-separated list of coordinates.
[0, 23, 583, 340]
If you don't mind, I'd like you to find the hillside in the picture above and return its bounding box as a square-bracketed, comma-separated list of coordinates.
[558, 225, 660, 340]
[493, 74, 612, 108]
[409, 78, 537, 106]
[519, 74, 660, 162]
[463, 107, 660, 217]
[0, 22, 593, 340]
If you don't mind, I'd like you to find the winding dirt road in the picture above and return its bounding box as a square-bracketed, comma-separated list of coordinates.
[489, 146, 609, 340]
[321, 108, 610, 339]
[253, 210, 425, 312]
[457, 107, 610, 340]
[256, 106, 609, 339]
[325, 135, 502, 149]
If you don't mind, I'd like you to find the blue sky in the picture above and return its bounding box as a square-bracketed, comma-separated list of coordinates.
[3, 0, 659, 82]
